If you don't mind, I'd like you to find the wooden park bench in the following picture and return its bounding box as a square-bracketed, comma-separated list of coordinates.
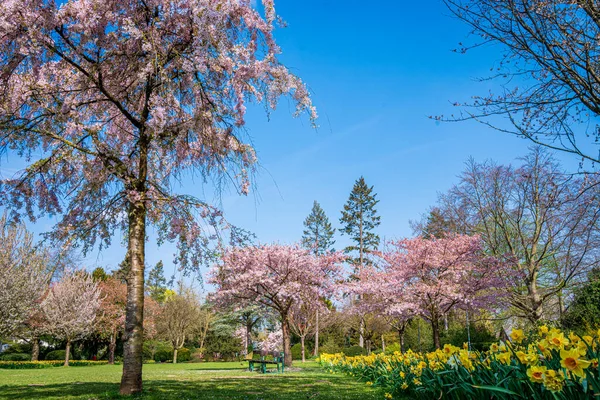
[247, 352, 285, 374]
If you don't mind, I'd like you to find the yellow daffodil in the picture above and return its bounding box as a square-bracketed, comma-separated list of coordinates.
[384, 393, 393, 399]
[543, 369, 565, 392]
[547, 331, 569, 349]
[511, 329, 525, 344]
[527, 365, 547, 383]
[538, 325, 549, 336]
[400, 383, 408, 390]
[560, 348, 591, 378]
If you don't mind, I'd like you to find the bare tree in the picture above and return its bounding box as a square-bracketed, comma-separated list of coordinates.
[158, 288, 207, 363]
[444, 0, 600, 167]
[41, 270, 101, 366]
[430, 148, 600, 323]
[0, 214, 51, 338]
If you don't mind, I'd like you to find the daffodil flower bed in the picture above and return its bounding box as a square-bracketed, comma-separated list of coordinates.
[0, 360, 109, 369]
[320, 327, 600, 399]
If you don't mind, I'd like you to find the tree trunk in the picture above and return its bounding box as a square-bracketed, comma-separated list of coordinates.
[108, 329, 117, 365]
[398, 328, 405, 353]
[313, 309, 319, 357]
[119, 202, 147, 395]
[31, 337, 40, 362]
[64, 339, 71, 367]
[282, 319, 292, 367]
[431, 318, 441, 350]
[173, 348, 178, 364]
[381, 335, 385, 353]
[359, 317, 364, 348]
[301, 336, 306, 363]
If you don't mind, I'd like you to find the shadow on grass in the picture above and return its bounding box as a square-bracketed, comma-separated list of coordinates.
[0, 374, 379, 400]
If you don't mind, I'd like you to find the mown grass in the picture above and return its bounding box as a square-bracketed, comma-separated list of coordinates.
[0, 361, 384, 399]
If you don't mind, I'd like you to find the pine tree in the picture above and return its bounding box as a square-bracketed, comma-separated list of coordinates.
[301, 201, 336, 256]
[146, 261, 167, 303]
[339, 176, 381, 270]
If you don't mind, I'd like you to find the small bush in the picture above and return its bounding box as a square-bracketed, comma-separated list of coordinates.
[383, 343, 401, 354]
[0, 353, 30, 361]
[154, 347, 173, 363]
[318, 338, 342, 355]
[45, 350, 72, 361]
[342, 345, 367, 357]
[291, 343, 312, 360]
[176, 348, 191, 362]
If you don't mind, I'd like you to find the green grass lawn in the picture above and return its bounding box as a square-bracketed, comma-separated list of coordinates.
[0, 361, 384, 399]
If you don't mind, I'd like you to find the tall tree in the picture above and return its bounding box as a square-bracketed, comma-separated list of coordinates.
[146, 261, 167, 303]
[301, 200, 335, 356]
[433, 148, 600, 323]
[41, 269, 101, 366]
[302, 201, 335, 255]
[0, 0, 315, 393]
[339, 176, 380, 347]
[340, 177, 380, 269]
[443, 0, 600, 167]
[209, 244, 343, 367]
[0, 214, 51, 338]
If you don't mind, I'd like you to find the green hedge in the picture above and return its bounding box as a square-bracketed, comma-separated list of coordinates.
[0, 353, 30, 361]
[0, 360, 108, 369]
[342, 345, 367, 357]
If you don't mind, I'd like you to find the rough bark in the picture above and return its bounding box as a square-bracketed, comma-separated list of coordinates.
[108, 330, 117, 365]
[313, 309, 319, 357]
[431, 318, 441, 350]
[31, 337, 40, 362]
[398, 328, 405, 353]
[282, 319, 292, 367]
[64, 339, 71, 367]
[119, 202, 147, 395]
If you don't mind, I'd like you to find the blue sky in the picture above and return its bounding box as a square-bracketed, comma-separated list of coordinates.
[0, 0, 583, 287]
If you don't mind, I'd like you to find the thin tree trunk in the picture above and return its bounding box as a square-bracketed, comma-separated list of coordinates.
[398, 328, 405, 353]
[381, 335, 385, 353]
[64, 339, 71, 367]
[31, 337, 40, 362]
[359, 318, 364, 348]
[119, 201, 147, 395]
[301, 336, 305, 363]
[282, 319, 292, 367]
[431, 318, 441, 349]
[313, 309, 319, 357]
[108, 330, 117, 365]
[173, 348, 178, 364]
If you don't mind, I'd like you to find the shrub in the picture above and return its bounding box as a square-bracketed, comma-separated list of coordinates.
[2, 342, 32, 355]
[44, 350, 72, 361]
[342, 345, 367, 357]
[0, 353, 30, 361]
[384, 343, 401, 354]
[319, 338, 342, 355]
[154, 347, 173, 363]
[176, 348, 191, 362]
[291, 343, 312, 360]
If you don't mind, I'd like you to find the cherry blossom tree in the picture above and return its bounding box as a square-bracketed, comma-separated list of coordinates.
[379, 235, 508, 349]
[0, 0, 314, 393]
[96, 277, 127, 364]
[346, 266, 416, 352]
[209, 244, 343, 366]
[0, 214, 51, 338]
[41, 269, 101, 366]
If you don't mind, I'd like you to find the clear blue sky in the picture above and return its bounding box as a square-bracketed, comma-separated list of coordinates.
[0, 0, 582, 286]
